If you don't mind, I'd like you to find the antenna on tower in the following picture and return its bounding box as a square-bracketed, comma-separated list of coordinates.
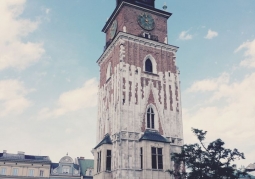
[163, 2, 167, 11]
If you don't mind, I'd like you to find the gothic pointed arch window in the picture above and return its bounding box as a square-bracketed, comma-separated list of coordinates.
[143, 54, 157, 74]
[145, 59, 153, 73]
[147, 107, 155, 129]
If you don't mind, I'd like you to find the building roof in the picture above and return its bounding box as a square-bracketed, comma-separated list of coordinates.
[0, 152, 51, 163]
[73, 164, 79, 170]
[78, 159, 94, 176]
[51, 163, 59, 169]
[94, 134, 112, 149]
[139, 129, 170, 143]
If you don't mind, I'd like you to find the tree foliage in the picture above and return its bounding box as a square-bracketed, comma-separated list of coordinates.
[169, 128, 250, 179]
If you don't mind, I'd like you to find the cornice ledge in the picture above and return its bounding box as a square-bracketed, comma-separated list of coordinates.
[97, 32, 179, 65]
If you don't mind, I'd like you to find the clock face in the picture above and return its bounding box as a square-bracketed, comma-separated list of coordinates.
[110, 20, 118, 39]
[137, 13, 155, 31]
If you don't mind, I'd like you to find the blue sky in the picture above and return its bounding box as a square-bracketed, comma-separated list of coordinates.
[0, 0, 255, 167]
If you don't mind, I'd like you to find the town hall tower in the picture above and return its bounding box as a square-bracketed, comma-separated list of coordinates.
[93, 0, 183, 178]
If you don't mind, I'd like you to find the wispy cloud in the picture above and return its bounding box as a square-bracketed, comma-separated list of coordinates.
[235, 39, 255, 68]
[38, 78, 98, 119]
[187, 73, 229, 93]
[204, 29, 218, 39]
[0, 79, 32, 117]
[179, 30, 193, 40]
[184, 39, 255, 166]
[0, 0, 45, 71]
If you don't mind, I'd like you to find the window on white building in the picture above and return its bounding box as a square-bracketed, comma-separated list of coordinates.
[151, 147, 163, 169]
[12, 168, 18, 176]
[62, 166, 70, 174]
[140, 148, 143, 169]
[147, 107, 155, 129]
[1, 168, 6, 175]
[97, 151, 101, 173]
[28, 169, 34, 176]
[106, 150, 111, 171]
[40, 170, 44, 177]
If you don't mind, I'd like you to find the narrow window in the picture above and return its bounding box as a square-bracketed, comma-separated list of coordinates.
[151, 147, 163, 169]
[145, 59, 153, 73]
[1, 168, 6, 175]
[158, 148, 163, 169]
[40, 170, 44, 177]
[147, 107, 155, 129]
[12, 168, 18, 176]
[140, 148, 143, 169]
[106, 150, 111, 171]
[97, 151, 101, 173]
[28, 169, 34, 176]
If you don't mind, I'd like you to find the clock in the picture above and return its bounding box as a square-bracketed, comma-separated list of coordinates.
[137, 13, 155, 31]
[110, 20, 118, 39]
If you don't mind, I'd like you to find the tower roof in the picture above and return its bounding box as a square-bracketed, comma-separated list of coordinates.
[116, 0, 155, 8]
[139, 129, 170, 143]
[94, 134, 112, 149]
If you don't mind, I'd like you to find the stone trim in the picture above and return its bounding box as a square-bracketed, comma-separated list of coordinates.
[97, 32, 179, 65]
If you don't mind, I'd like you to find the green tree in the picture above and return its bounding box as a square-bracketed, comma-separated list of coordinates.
[168, 128, 250, 179]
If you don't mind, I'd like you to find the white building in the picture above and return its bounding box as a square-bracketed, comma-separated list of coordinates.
[0, 150, 51, 179]
[92, 0, 184, 179]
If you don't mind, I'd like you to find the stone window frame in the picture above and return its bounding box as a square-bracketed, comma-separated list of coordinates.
[28, 169, 34, 176]
[140, 147, 143, 169]
[12, 168, 18, 176]
[1, 168, 6, 175]
[62, 165, 70, 174]
[151, 147, 163, 170]
[143, 54, 157, 74]
[97, 151, 102, 173]
[106, 150, 112, 171]
[39, 170, 44, 177]
[146, 104, 158, 130]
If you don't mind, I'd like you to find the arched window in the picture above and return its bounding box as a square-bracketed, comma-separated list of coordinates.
[145, 59, 153, 73]
[147, 107, 155, 129]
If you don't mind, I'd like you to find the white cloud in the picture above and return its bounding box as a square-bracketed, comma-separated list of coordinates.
[39, 78, 98, 119]
[0, 79, 32, 117]
[179, 30, 193, 40]
[184, 39, 255, 165]
[204, 29, 218, 39]
[187, 73, 229, 93]
[235, 39, 255, 68]
[0, 0, 45, 71]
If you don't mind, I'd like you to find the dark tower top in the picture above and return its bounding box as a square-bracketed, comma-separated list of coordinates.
[116, 0, 155, 8]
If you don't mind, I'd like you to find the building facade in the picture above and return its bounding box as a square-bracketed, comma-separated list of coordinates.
[50, 155, 80, 179]
[93, 0, 183, 179]
[0, 150, 51, 179]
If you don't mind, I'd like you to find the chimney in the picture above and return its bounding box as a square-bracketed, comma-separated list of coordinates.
[17, 151, 25, 155]
[80, 157, 85, 159]
[3, 150, 7, 153]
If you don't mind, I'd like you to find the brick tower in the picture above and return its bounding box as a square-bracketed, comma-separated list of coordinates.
[93, 0, 183, 179]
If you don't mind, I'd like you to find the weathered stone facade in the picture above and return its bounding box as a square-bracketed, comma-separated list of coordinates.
[93, 1, 183, 179]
